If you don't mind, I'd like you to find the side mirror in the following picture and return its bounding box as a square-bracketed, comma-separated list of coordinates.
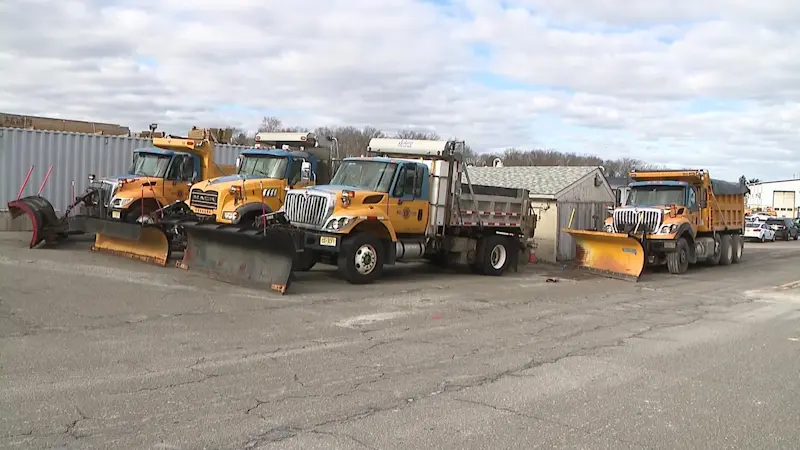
[235, 156, 242, 169]
[300, 161, 312, 183]
[88, 174, 96, 182]
[700, 188, 708, 208]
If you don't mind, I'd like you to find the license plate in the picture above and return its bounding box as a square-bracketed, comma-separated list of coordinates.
[112, 211, 121, 219]
[320, 236, 337, 247]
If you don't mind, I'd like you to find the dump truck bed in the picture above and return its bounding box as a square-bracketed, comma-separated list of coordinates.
[709, 178, 747, 232]
[454, 183, 530, 229]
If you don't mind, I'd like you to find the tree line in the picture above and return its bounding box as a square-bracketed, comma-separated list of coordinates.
[224, 116, 662, 178]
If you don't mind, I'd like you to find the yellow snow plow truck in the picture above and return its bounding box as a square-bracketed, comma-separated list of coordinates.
[173, 138, 537, 294]
[186, 132, 339, 226]
[564, 169, 749, 281]
[7, 127, 235, 263]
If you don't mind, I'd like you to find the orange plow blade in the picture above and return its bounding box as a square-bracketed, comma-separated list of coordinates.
[563, 229, 645, 282]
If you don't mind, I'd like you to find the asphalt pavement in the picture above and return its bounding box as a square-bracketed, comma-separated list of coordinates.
[1, 232, 799, 449]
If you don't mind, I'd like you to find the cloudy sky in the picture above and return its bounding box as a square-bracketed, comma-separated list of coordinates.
[2, 0, 799, 181]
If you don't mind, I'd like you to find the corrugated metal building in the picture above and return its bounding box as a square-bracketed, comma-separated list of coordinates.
[467, 166, 614, 263]
[0, 127, 250, 230]
[746, 178, 800, 218]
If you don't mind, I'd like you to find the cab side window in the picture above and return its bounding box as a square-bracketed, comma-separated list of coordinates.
[168, 155, 193, 181]
[413, 164, 425, 198]
[393, 164, 417, 198]
[687, 187, 698, 211]
[288, 159, 304, 185]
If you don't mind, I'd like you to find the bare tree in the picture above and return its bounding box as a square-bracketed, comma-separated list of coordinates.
[394, 130, 440, 140]
[241, 116, 666, 174]
[257, 116, 308, 133]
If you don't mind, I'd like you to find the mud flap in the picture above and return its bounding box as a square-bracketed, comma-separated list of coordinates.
[178, 223, 297, 295]
[86, 218, 171, 266]
[7, 196, 67, 248]
[564, 229, 645, 282]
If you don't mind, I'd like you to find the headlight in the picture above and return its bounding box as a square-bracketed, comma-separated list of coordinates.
[324, 216, 355, 231]
[110, 197, 134, 208]
[659, 224, 678, 234]
[604, 224, 614, 232]
[223, 211, 238, 221]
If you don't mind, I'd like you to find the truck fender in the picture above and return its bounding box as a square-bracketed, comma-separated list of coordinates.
[673, 223, 696, 263]
[345, 219, 397, 264]
[233, 203, 273, 224]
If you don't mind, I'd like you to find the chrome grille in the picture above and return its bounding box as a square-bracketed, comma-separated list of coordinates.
[284, 191, 331, 228]
[100, 181, 117, 207]
[190, 189, 219, 210]
[613, 208, 662, 233]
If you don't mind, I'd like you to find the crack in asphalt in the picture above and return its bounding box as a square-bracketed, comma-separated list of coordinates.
[240, 314, 707, 447]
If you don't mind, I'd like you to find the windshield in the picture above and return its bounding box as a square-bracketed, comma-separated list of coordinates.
[238, 156, 288, 178]
[746, 222, 761, 228]
[627, 186, 685, 206]
[330, 161, 397, 192]
[130, 152, 171, 177]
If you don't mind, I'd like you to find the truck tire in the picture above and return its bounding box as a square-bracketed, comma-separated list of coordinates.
[124, 204, 156, 224]
[666, 238, 689, 274]
[702, 234, 721, 266]
[718, 234, 733, 266]
[337, 233, 384, 285]
[731, 235, 743, 263]
[479, 235, 512, 276]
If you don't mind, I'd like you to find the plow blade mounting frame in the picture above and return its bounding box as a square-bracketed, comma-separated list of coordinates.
[564, 229, 645, 282]
[179, 222, 297, 295]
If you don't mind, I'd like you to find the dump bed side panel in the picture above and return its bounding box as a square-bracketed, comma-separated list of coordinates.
[709, 192, 746, 231]
[453, 183, 529, 229]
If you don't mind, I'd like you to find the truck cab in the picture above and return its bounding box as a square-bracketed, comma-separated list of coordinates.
[105, 148, 202, 223]
[276, 138, 533, 284]
[188, 132, 335, 226]
[103, 128, 234, 224]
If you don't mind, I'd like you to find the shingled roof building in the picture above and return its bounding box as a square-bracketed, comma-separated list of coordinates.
[468, 166, 615, 263]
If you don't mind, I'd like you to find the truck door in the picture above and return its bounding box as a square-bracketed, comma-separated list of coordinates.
[387, 162, 429, 235]
[164, 154, 195, 202]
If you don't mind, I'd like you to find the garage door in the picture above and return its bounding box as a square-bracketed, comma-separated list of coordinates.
[772, 191, 796, 218]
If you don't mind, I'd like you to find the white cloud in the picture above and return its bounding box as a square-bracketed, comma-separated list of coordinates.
[1, 0, 800, 180]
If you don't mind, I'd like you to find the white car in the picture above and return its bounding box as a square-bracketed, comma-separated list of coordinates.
[744, 222, 776, 242]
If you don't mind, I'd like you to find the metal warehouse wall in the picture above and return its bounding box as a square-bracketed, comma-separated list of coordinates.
[0, 127, 249, 213]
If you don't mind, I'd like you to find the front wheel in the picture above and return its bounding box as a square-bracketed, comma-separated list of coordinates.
[337, 233, 384, 285]
[124, 204, 156, 224]
[666, 238, 689, 274]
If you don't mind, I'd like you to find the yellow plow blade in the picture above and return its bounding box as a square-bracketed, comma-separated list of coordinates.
[86, 218, 171, 266]
[563, 229, 645, 282]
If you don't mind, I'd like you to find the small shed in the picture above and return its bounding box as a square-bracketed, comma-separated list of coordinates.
[466, 166, 615, 263]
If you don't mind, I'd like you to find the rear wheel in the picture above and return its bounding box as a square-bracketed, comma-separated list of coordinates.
[718, 234, 733, 266]
[478, 235, 513, 276]
[731, 235, 743, 263]
[666, 238, 689, 274]
[338, 233, 384, 284]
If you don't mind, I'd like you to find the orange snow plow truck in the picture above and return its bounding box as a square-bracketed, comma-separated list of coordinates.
[564, 169, 749, 281]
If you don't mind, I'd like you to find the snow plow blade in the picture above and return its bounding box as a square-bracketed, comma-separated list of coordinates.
[564, 229, 645, 282]
[178, 223, 297, 295]
[86, 218, 171, 266]
[7, 196, 65, 248]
